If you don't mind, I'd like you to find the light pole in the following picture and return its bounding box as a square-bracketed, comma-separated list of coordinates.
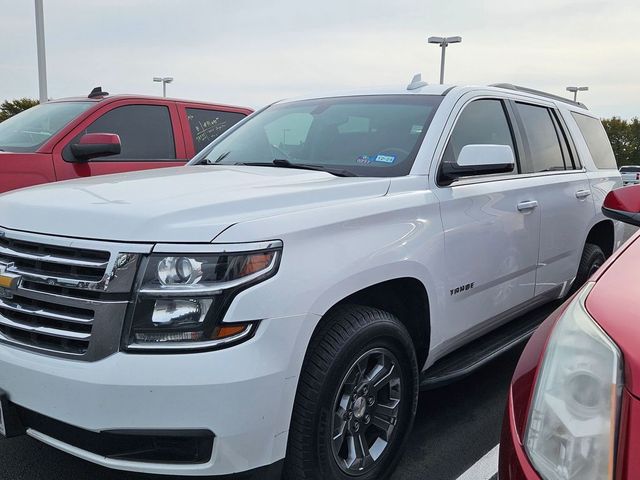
[34, 0, 48, 103]
[566, 86, 588, 102]
[428, 36, 462, 84]
[153, 77, 174, 97]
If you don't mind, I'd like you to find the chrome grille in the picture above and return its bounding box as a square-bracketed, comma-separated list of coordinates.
[0, 227, 152, 361]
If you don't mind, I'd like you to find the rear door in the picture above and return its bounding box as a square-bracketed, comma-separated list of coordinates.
[177, 103, 249, 158]
[433, 95, 541, 343]
[52, 99, 186, 181]
[512, 101, 594, 297]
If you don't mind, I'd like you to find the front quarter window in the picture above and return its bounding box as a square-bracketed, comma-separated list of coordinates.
[0, 101, 93, 153]
[196, 95, 443, 177]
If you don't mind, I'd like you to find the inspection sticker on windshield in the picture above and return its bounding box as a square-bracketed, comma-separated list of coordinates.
[373, 154, 396, 164]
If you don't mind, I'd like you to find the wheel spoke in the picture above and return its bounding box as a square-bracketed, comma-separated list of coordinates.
[332, 417, 348, 453]
[376, 398, 400, 418]
[371, 363, 396, 393]
[372, 414, 394, 440]
[347, 432, 373, 470]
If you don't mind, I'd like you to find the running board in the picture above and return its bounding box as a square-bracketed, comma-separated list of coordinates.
[419, 303, 560, 390]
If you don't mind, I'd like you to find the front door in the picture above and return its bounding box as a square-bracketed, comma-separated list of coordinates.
[434, 97, 541, 343]
[52, 100, 186, 181]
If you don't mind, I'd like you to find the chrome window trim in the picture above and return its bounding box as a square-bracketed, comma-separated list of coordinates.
[443, 167, 588, 188]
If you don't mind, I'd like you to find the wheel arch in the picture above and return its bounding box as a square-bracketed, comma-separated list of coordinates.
[311, 277, 431, 369]
[585, 219, 615, 257]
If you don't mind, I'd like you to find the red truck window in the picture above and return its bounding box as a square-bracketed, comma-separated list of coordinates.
[76, 105, 176, 160]
[186, 108, 245, 154]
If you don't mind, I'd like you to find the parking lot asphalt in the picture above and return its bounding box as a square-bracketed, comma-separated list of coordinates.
[1, 225, 637, 480]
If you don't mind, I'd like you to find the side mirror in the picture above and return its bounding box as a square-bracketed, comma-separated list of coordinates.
[603, 185, 640, 226]
[70, 133, 121, 162]
[441, 144, 515, 183]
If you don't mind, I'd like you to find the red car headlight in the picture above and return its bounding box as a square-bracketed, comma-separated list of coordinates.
[524, 283, 623, 480]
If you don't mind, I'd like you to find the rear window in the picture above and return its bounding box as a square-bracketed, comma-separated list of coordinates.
[186, 108, 246, 154]
[620, 166, 640, 173]
[571, 112, 617, 169]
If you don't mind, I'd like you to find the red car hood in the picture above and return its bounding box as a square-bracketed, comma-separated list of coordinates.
[586, 231, 640, 397]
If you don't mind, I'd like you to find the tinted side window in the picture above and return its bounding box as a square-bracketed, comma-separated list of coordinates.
[516, 103, 565, 173]
[443, 99, 516, 170]
[571, 112, 617, 169]
[83, 105, 176, 160]
[186, 108, 246, 154]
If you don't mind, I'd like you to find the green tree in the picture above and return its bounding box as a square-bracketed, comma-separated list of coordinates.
[602, 116, 640, 167]
[0, 98, 39, 123]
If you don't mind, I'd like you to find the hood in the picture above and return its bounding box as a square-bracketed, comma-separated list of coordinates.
[0, 165, 390, 243]
[585, 232, 640, 397]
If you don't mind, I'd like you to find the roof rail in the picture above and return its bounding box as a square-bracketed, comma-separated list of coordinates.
[490, 83, 587, 109]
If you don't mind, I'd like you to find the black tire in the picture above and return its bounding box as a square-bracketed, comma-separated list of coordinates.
[284, 305, 419, 480]
[571, 243, 605, 294]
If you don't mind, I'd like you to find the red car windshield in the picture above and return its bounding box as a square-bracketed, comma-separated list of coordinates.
[0, 101, 93, 153]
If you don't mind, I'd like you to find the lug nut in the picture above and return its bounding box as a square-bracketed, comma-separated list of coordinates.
[367, 396, 375, 406]
[363, 385, 369, 395]
[364, 414, 371, 424]
[353, 422, 360, 432]
[347, 411, 353, 420]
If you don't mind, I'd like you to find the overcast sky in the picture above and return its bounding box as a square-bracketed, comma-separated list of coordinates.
[1, 0, 638, 118]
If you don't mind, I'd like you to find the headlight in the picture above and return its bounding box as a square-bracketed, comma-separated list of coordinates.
[125, 241, 282, 351]
[525, 284, 623, 480]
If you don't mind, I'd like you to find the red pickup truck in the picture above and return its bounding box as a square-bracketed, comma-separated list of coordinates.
[0, 87, 252, 193]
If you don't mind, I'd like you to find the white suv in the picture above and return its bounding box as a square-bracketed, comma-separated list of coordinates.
[0, 81, 623, 480]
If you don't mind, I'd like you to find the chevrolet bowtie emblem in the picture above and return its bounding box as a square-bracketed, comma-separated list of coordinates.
[0, 264, 20, 290]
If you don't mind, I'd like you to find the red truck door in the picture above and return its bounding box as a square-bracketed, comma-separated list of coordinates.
[52, 99, 186, 181]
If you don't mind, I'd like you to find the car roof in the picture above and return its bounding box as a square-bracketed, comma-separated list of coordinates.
[47, 94, 251, 112]
[274, 81, 590, 113]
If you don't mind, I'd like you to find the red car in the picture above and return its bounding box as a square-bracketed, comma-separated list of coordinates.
[0, 87, 252, 193]
[500, 184, 640, 479]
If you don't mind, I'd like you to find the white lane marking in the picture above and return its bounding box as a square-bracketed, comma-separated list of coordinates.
[456, 444, 499, 480]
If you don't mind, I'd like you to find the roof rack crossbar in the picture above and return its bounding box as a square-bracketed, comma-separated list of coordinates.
[490, 83, 587, 109]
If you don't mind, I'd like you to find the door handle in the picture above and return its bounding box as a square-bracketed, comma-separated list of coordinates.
[517, 200, 539, 212]
[576, 189, 592, 199]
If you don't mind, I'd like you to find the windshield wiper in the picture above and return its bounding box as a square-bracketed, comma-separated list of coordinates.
[235, 159, 357, 177]
[206, 151, 231, 165]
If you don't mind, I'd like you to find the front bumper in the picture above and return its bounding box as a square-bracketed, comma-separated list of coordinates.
[0, 313, 317, 477]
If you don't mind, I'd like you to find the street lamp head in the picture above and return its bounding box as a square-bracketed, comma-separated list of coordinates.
[153, 77, 163, 83]
[567, 86, 589, 92]
[428, 35, 462, 46]
[164, 77, 174, 84]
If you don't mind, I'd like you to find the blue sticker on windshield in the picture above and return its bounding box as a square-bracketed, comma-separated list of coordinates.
[373, 154, 396, 164]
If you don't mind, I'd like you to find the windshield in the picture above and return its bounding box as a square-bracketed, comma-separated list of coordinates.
[195, 95, 443, 177]
[0, 101, 93, 152]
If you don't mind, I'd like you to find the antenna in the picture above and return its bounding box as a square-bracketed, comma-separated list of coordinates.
[88, 87, 109, 99]
[407, 73, 428, 91]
